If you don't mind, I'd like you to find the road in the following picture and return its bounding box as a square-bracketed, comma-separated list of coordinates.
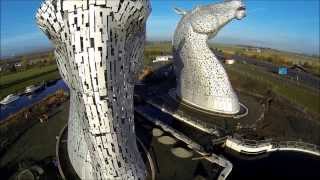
[214, 51, 320, 90]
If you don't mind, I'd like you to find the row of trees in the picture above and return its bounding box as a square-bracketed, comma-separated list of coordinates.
[20, 52, 55, 69]
[2, 52, 56, 74]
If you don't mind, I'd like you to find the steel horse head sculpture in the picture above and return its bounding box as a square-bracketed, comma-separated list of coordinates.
[173, 0, 246, 114]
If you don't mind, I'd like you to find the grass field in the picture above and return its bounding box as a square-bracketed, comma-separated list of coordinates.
[211, 43, 319, 63]
[0, 65, 60, 98]
[225, 62, 320, 115]
[211, 43, 320, 76]
[0, 64, 58, 87]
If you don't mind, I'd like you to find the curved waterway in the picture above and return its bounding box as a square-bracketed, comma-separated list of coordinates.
[0, 80, 68, 120]
[224, 151, 320, 180]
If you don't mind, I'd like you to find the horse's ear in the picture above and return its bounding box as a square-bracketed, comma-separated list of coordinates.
[174, 7, 188, 15]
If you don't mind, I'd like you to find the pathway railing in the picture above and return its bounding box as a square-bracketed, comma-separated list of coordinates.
[225, 135, 320, 156]
[271, 141, 320, 155]
[148, 100, 222, 135]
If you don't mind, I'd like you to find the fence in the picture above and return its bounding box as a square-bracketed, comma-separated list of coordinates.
[272, 141, 320, 155]
[148, 100, 222, 135]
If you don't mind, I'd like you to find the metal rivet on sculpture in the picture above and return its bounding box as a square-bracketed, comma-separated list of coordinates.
[36, 0, 151, 179]
[173, 0, 246, 114]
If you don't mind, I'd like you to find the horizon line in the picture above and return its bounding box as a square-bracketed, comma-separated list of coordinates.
[1, 41, 319, 60]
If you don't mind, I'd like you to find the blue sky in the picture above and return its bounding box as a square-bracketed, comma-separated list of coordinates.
[1, 0, 319, 58]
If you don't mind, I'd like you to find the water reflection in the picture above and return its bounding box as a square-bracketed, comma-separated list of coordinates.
[0, 80, 69, 120]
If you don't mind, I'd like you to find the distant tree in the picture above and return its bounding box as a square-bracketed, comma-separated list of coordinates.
[250, 54, 258, 59]
[235, 49, 243, 56]
[303, 62, 311, 69]
[265, 56, 273, 63]
[47, 52, 55, 63]
[9, 65, 17, 72]
[43, 58, 48, 65]
[21, 56, 29, 70]
[223, 53, 232, 60]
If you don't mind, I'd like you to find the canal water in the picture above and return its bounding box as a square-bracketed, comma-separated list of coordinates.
[225, 151, 320, 180]
[0, 80, 69, 120]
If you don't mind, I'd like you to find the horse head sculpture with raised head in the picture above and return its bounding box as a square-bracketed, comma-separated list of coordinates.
[173, 0, 246, 114]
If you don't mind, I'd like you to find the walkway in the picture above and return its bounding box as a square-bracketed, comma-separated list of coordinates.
[135, 106, 233, 180]
[224, 136, 320, 156]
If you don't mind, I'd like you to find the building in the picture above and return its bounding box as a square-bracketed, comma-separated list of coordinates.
[14, 62, 22, 68]
[290, 64, 307, 73]
[245, 47, 261, 53]
[224, 59, 236, 65]
[278, 67, 288, 75]
[173, 0, 246, 114]
[153, 55, 173, 63]
[256, 48, 262, 53]
[0, 63, 11, 72]
[36, 0, 151, 179]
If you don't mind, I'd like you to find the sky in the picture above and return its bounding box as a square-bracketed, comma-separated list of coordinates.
[0, 0, 319, 58]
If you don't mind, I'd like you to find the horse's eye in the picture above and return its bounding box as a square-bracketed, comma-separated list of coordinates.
[237, 6, 246, 11]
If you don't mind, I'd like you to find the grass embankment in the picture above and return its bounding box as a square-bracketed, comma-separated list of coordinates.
[226, 63, 320, 116]
[0, 91, 68, 172]
[0, 65, 60, 98]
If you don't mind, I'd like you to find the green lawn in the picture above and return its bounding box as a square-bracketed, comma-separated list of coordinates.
[0, 65, 60, 98]
[0, 64, 58, 87]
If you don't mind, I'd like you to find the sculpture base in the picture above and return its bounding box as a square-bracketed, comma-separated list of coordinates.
[144, 88, 248, 135]
[56, 125, 156, 180]
[170, 89, 248, 119]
